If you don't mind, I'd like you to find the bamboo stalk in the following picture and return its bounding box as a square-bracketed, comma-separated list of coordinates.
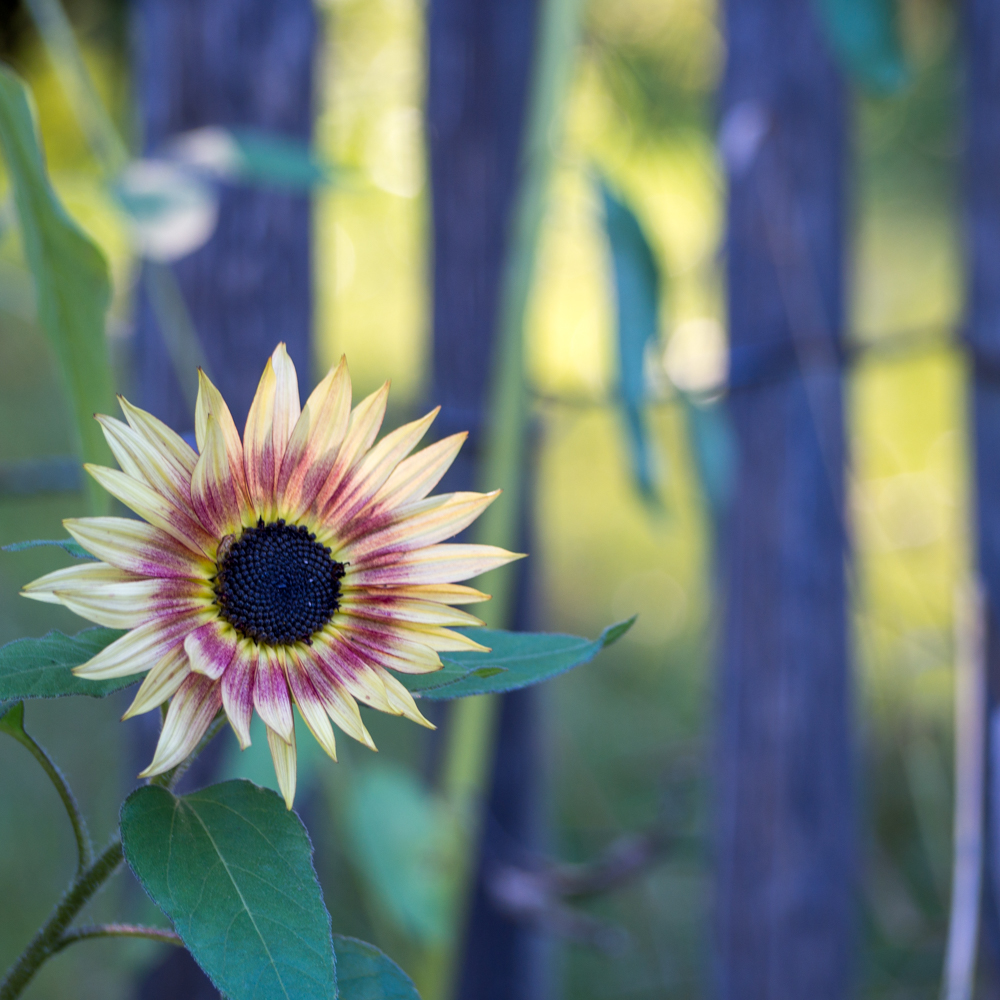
[414, 1, 584, 998]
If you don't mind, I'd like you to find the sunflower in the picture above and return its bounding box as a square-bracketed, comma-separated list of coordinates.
[23, 345, 521, 807]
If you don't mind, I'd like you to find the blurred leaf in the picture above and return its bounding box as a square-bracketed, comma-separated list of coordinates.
[679, 395, 735, 527]
[0, 64, 115, 512]
[113, 161, 219, 262]
[121, 780, 337, 1000]
[402, 618, 635, 700]
[343, 766, 453, 944]
[599, 175, 661, 502]
[3, 538, 94, 559]
[333, 935, 420, 1000]
[812, 0, 908, 94]
[0, 627, 130, 702]
[0, 456, 83, 496]
[168, 125, 331, 191]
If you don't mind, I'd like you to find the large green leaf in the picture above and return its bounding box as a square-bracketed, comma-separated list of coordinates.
[121, 780, 336, 1000]
[0, 64, 115, 512]
[401, 618, 635, 700]
[0, 627, 130, 701]
[333, 936, 420, 1000]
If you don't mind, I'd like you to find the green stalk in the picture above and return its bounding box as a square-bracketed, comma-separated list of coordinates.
[416, 0, 583, 997]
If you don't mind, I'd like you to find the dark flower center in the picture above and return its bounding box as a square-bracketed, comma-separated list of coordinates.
[214, 519, 345, 646]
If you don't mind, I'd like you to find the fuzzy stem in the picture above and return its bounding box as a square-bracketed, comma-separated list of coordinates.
[3, 708, 92, 874]
[0, 838, 124, 1000]
[53, 923, 183, 953]
[0, 711, 228, 999]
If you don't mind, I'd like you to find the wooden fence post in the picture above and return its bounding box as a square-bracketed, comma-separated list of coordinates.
[715, 0, 852, 996]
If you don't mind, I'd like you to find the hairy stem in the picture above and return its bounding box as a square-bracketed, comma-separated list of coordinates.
[4, 712, 92, 873]
[0, 838, 123, 1000]
[53, 923, 182, 953]
[0, 709, 228, 999]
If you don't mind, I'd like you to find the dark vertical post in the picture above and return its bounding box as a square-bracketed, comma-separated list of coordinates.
[132, 0, 316, 432]
[716, 0, 852, 997]
[130, 2, 315, 996]
[425, 0, 543, 997]
[967, 0, 1000, 982]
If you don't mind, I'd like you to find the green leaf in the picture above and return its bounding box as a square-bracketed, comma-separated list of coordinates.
[333, 936, 420, 1000]
[599, 175, 662, 504]
[679, 394, 735, 528]
[0, 64, 116, 512]
[343, 767, 453, 944]
[120, 780, 336, 1000]
[0, 627, 130, 702]
[2, 538, 95, 560]
[232, 128, 330, 190]
[400, 618, 636, 700]
[812, 0, 908, 95]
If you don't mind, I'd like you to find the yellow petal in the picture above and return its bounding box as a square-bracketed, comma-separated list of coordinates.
[195, 368, 249, 500]
[119, 395, 198, 475]
[22, 562, 139, 605]
[370, 432, 467, 513]
[55, 577, 210, 629]
[266, 723, 297, 809]
[192, 414, 253, 536]
[372, 665, 435, 729]
[84, 464, 217, 557]
[64, 516, 213, 579]
[122, 645, 191, 719]
[139, 673, 221, 777]
[345, 543, 525, 586]
[277, 357, 352, 519]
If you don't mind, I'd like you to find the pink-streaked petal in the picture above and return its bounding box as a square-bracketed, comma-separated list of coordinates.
[339, 491, 500, 565]
[96, 415, 195, 516]
[334, 622, 441, 674]
[139, 673, 222, 777]
[285, 648, 338, 760]
[343, 583, 491, 606]
[22, 562, 141, 605]
[184, 620, 239, 680]
[344, 543, 525, 586]
[276, 357, 352, 519]
[339, 616, 487, 654]
[122, 644, 190, 720]
[73, 608, 214, 680]
[244, 343, 301, 520]
[301, 648, 375, 748]
[119, 395, 198, 475]
[192, 414, 253, 537]
[266, 723, 297, 809]
[222, 641, 257, 749]
[320, 407, 439, 529]
[253, 644, 294, 742]
[369, 433, 467, 515]
[312, 382, 389, 515]
[195, 368, 249, 501]
[54, 577, 210, 630]
[338, 594, 484, 628]
[64, 517, 214, 579]
[371, 665, 435, 729]
[311, 631, 393, 713]
[84, 464, 217, 558]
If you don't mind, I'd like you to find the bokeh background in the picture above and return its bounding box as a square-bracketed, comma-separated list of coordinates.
[0, 0, 968, 997]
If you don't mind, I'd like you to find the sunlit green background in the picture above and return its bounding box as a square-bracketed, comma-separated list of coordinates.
[0, 0, 965, 996]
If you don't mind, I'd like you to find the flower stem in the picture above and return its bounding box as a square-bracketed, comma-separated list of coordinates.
[0, 838, 123, 1000]
[1, 703, 92, 873]
[53, 923, 183, 953]
[0, 709, 228, 999]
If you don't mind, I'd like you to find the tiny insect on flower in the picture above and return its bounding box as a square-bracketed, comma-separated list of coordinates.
[22, 345, 523, 807]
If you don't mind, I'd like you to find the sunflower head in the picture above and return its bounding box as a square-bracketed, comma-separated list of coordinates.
[23, 344, 523, 807]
